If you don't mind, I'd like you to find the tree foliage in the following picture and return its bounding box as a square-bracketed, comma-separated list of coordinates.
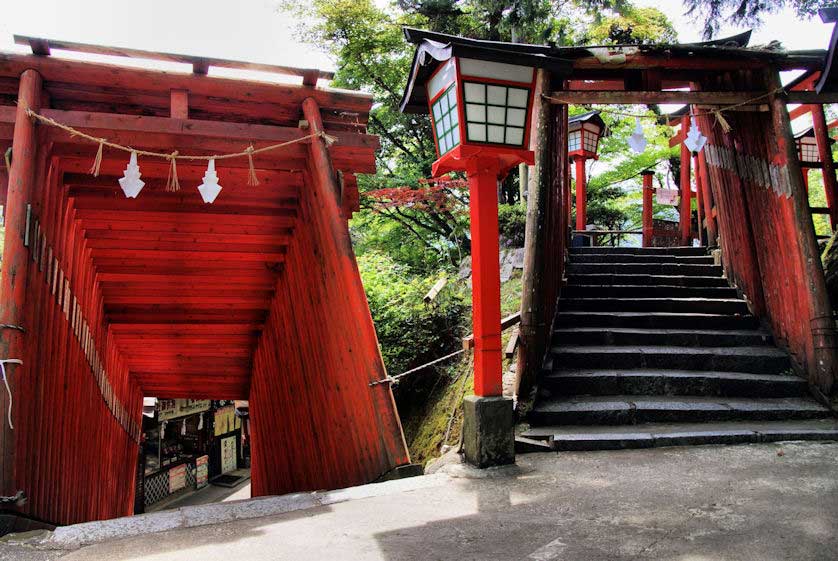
[683, 0, 836, 39]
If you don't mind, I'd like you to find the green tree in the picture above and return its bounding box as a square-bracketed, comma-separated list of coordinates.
[587, 6, 679, 44]
[683, 0, 837, 39]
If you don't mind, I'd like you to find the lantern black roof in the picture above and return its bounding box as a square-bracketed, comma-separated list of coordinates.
[568, 110, 608, 132]
[794, 126, 816, 140]
[399, 27, 826, 114]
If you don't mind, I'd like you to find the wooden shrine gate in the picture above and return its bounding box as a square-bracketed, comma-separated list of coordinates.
[399, 28, 838, 416]
[0, 39, 409, 525]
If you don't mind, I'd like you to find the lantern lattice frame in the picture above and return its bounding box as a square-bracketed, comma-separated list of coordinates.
[425, 57, 536, 176]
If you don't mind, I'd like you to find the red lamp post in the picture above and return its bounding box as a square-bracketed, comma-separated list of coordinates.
[641, 170, 655, 247]
[402, 46, 544, 467]
[567, 111, 606, 234]
[424, 56, 537, 399]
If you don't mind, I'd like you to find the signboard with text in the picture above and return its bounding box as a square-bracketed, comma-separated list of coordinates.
[221, 436, 237, 474]
[196, 455, 209, 489]
[158, 399, 211, 422]
[656, 188, 679, 206]
[168, 464, 187, 493]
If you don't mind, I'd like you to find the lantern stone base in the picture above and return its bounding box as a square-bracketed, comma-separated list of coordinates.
[462, 395, 515, 468]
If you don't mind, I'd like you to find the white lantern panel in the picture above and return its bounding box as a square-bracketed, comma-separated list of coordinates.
[488, 125, 505, 143]
[430, 83, 461, 156]
[451, 125, 460, 145]
[568, 130, 582, 152]
[458, 57, 534, 84]
[461, 81, 532, 148]
[446, 88, 457, 109]
[466, 103, 486, 122]
[487, 85, 506, 105]
[799, 137, 820, 163]
[487, 106, 505, 124]
[427, 58, 456, 100]
[507, 88, 529, 108]
[506, 108, 526, 127]
[464, 82, 486, 103]
[505, 127, 524, 146]
[468, 123, 487, 142]
[583, 131, 599, 153]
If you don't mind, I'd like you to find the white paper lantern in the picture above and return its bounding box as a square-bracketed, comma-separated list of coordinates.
[628, 117, 647, 154]
[198, 159, 222, 204]
[118, 151, 145, 198]
[684, 116, 707, 155]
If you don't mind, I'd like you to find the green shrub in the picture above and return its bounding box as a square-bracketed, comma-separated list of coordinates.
[358, 251, 469, 425]
[497, 204, 527, 247]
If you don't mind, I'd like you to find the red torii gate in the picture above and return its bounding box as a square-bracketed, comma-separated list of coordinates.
[0, 38, 409, 525]
[401, 28, 838, 454]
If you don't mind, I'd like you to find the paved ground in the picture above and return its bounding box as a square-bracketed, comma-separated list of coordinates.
[149, 471, 251, 512]
[6, 442, 838, 560]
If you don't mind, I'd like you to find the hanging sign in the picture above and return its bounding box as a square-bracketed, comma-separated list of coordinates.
[221, 436, 237, 474]
[168, 464, 187, 493]
[195, 455, 209, 489]
[214, 405, 236, 436]
[158, 399, 211, 422]
[656, 189, 679, 206]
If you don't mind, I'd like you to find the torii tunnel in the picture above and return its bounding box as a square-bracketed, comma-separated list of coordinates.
[0, 43, 409, 525]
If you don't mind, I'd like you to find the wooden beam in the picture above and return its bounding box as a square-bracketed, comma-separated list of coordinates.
[13, 34, 335, 81]
[1, 108, 379, 150]
[0, 52, 368, 116]
[788, 104, 811, 121]
[549, 90, 769, 105]
[170, 89, 189, 119]
[787, 91, 838, 104]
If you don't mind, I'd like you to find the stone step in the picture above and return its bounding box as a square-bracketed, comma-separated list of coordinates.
[541, 369, 807, 398]
[566, 274, 730, 288]
[569, 246, 707, 256]
[562, 297, 750, 315]
[562, 284, 739, 299]
[520, 419, 838, 451]
[569, 254, 715, 265]
[550, 345, 791, 374]
[556, 311, 760, 330]
[528, 396, 831, 426]
[552, 327, 772, 347]
[567, 263, 723, 276]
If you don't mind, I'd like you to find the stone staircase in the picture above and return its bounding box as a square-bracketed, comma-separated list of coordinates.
[521, 246, 838, 451]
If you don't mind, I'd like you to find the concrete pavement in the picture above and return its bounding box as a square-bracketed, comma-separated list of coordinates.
[7, 441, 838, 560]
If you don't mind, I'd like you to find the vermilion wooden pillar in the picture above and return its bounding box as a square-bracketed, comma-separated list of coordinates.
[801, 168, 810, 192]
[697, 149, 717, 245]
[679, 115, 692, 246]
[467, 158, 503, 397]
[641, 170, 654, 247]
[0, 69, 42, 498]
[574, 156, 587, 231]
[694, 155, 705, 246]
[810, 104, 838, 228]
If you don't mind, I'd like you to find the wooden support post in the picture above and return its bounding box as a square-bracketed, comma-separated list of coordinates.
[170, 89, 189, 120]
[641, 170, 654, 247]
[694, 155, 705, 246]
[517, 69, 567, 410]
[801, 167, 810, 192]
[768, 72, 836, 395]
[467, 158, 503, 397]
[0, 69, 42, 498]
[574, 156, 586, 231]
[679, 115, 692, 246]
[810, 104, 838, 228]
[697, 149, 717, 245]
